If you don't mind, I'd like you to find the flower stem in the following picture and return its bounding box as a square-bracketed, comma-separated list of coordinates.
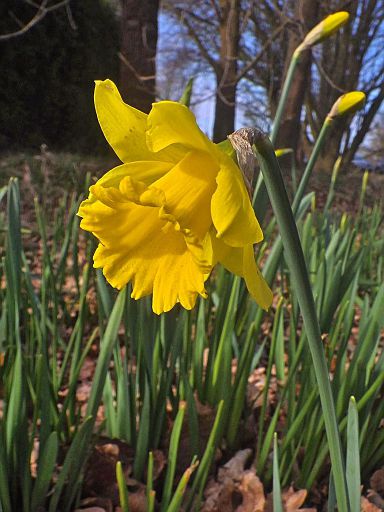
[253, 52, 300, 221]
[291, 117, 332, 215]
[270, 53, 300, 146]
[251, 130, 350, 512]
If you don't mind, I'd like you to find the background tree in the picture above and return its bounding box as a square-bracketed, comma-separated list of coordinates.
[163, 0, 243, 141]
[246, 0, 384, 169]
[213, 0, 240, 141]
[119, 0, 159, 112]
[0, 0, 119, 151]
[266, 0, 319, 157]
[312, 0, 384, 170]
[161, 0, 384, 168]
[359, 112, 384, 169]
[0, 0, 71, 41]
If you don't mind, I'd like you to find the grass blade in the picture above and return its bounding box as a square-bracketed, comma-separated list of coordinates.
[116, 461, 130, 512]
[160, 402, 186, 512]
[346, 397, 360, 512]
[273, 433, 284, 512]
[31, 432, 58, 511]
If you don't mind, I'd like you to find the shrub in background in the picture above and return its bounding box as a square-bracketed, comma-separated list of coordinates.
[0, 0, 119, 153]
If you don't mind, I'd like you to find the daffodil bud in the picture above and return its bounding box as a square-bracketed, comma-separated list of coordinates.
[340, 213, 347, 232]
[328, 91, 366, 120]
[301, 12, 349, 50]
[275, 148, 293, 158]
[331, 156, 342, 184]
[311, 194, 316, 212]
[362, 169, 369, 195]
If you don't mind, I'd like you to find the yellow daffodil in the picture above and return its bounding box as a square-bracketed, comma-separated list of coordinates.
[78, 80, 272, 314]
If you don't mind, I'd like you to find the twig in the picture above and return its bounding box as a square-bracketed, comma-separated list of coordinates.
[0, 0, 71, 41]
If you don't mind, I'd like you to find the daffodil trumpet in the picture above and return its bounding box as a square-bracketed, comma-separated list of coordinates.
[78, 80, 272, 315]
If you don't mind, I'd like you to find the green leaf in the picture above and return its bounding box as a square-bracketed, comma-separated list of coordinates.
[179, 78, 193, 107]
[160, 402, 186, 512]
[31, 432, 58, 511]
[273, 434, 284, 512]
[48, 417, 93, 512]
[116, 461, 130, 512]
[346, 397, 360, 512]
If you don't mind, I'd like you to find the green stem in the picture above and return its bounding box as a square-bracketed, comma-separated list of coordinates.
[270, 52, 300, 145]
[253, 51, 300, 220]
[252, 130, 349, 512]
[291, 117, 332, 215]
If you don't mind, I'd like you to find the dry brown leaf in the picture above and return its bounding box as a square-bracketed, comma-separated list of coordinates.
[236, 471, 265, 512]
[284, 487, 307, 510]
[283, 486, 316, 511]
[220, 449, 253, 479]
[265, 486, 316, 512]
[366, 490, 384, 509]
[202, 449, 261, 512]
[82, 438, 134, 504]
[201, 449, 252, 512]
[370, 468, 384, 494]
[126, 487, 148, 512]
[151, 449, 167, 481]
[202, 450, 317, 512]
[361, 496, 382, 511]
[75, 496, 113, 512]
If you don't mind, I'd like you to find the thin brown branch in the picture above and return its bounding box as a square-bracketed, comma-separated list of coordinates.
[182, 16, 219, 71]
[312, 53, 348, 94]
[118, 52, 157, 82]
[236, 20, 289, 82]
[0, 0, 71, 41]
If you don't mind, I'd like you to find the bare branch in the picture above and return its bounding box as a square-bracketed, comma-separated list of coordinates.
[236, 20, 289, 82]
[181, 14, 219, 71]
[118, 52, 157, 83]
[0, 0, 72, 41]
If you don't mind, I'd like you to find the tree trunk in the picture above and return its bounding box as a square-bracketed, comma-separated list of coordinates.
[275, 0, 319, 160]
[119, 0, 159, 113]
[213, 0, 240, 142]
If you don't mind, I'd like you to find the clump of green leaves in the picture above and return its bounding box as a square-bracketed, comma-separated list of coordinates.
[0, 156, 382, 510]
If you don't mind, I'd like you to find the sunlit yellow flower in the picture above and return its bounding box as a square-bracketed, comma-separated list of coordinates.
[78, 80, 272, 314]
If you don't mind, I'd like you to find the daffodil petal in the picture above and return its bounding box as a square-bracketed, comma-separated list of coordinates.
[94, 79, 153, 162]
[211, 235, 272, 310]
[243, 244, 273, 310]
[210, 233, 243, 275]
[211, 154, 263, 247]
[95, 80, 181, 164]
[78, 176, 208, 314]
[146, 101, 212, 154]
[153, 150, 218, 240]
